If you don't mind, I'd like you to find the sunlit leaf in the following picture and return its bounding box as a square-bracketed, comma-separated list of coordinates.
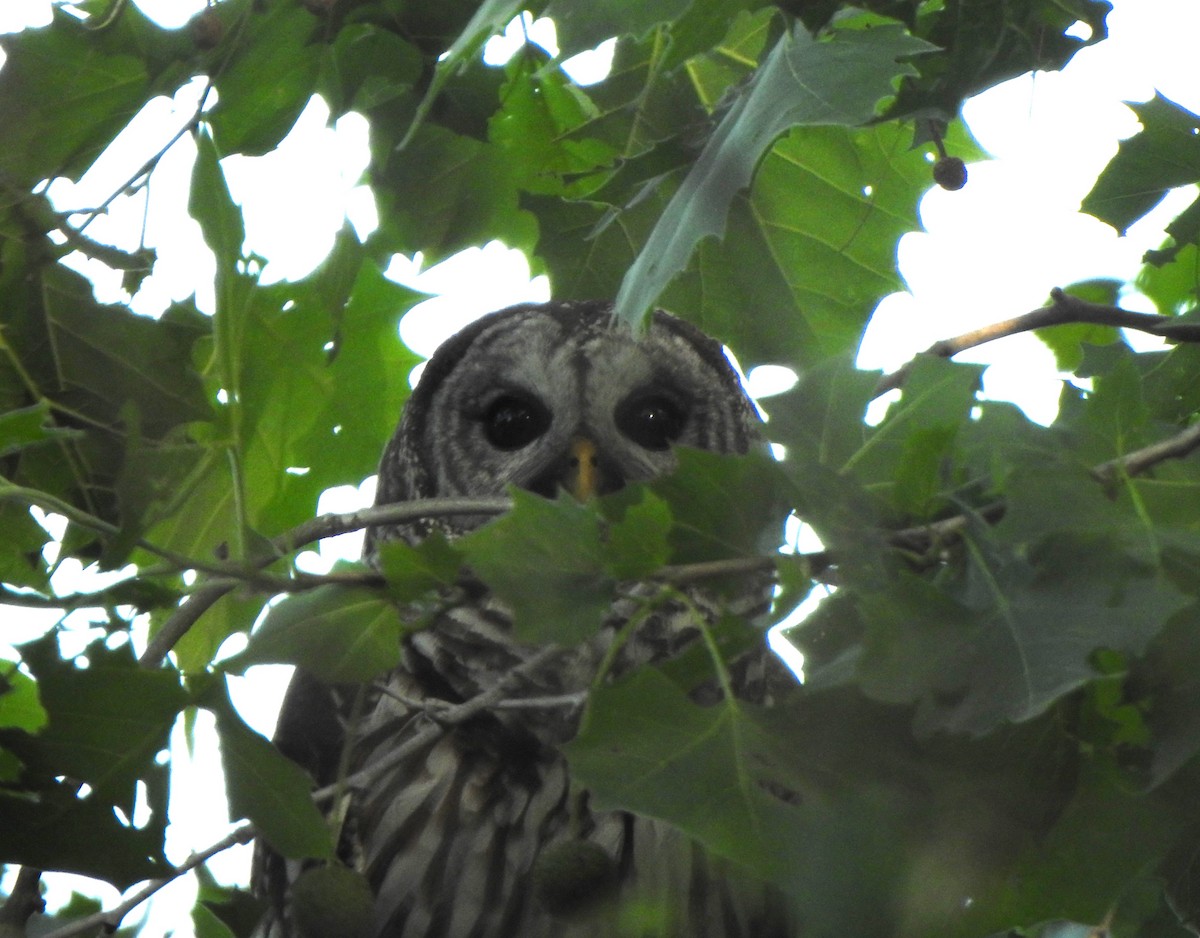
[459, 490, 614, 644]
[614, 22, 935, 329]
[226, 583, 404, 683]
[1082, 95, 1200, 235]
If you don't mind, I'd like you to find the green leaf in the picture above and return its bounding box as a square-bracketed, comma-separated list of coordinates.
[614, 22, 935, 329]
[489, 55, 618, 196]
[856, 524, 1190, 737]
[207, 3, 322, 156]
[14, 635, 186, 809]
[0, 658, 47, 733]
[845, 354, 983, 495]
[0, 502, 51, 589]
[459, 490, 614, 644]
[322, 23, 423, 116]
[0, 785, 167, 888]
[763, 355, 878, 467]
[0, 400, 66, 455]
[649, 449, 793, 564]
[951, 765, 1188, 936]
[546, 0, 692, 53]
[599, 490, 673, 579]
[376, 532, 464, 601]
[667, 119, 973, 368]
[168, 590, 265, 675]
[200, 675, 333, 860]
[0, 11, 149, 185]
[226, 584, 404, 684]
[1037, 280, 1123, 371]
[1137, 242, 1200, 316]
[887, 0, 1110, 125]
[40, 265, 211, 437]
[190, 128, 246, 276]
[1082, 95, 1200, 235]
[398, 0, 526, 150]
[566, 668, 811, 883]
[376, 123, 537, 264]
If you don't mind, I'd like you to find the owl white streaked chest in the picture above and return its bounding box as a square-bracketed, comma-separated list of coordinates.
[257, 300, 796, 938]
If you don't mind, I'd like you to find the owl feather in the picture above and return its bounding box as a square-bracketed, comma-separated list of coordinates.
[254, 302, 796, 937]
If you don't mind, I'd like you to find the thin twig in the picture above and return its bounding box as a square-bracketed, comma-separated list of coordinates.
[138, 498, 511, 668]
[39, 648, 570, 936]
[38, 825, 255, 938]
[76, 81, 215, 235]
[875, 287, 1200, 397]
[1094, 420, 1200, 482]
[317, 647, 565, 802]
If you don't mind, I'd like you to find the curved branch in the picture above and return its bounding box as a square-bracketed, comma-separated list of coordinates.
[314, 646, 565, 802]
[139, 498, 511, 668]
[1095, 420, 1200, 482]
[38, 825, 255, 938]
[875, 286, 1200, 398]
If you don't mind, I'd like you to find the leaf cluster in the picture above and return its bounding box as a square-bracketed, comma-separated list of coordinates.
[3, 1, 1200, 937]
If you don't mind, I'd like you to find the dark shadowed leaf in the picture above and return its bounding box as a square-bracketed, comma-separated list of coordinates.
[201, 676, 332, 860]
[0, 11, 149, 185]
[206, 3, 322, 156]
[0, 786, 167, 888]
[376, 532, 464, 601]
[14, 635, 186, 810]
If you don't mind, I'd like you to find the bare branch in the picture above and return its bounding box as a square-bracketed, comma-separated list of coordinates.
[38, 825, 255, 938]
[875, 286, 1200, 397]
[1095, 420, 1200, 482]
[320, 646, 565, 802]
[138, 498, 510, 668]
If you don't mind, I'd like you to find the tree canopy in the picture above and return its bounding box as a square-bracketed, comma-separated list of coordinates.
[4, 0, 1200, 936]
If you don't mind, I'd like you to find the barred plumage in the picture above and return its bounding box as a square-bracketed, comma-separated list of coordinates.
[255, 302, 795, 937]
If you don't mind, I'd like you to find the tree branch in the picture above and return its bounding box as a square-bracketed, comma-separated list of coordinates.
[138, 498, 511, 667]
[0, 867, 44, 938]
[37, 826, 256, 938]
[318, 646, 565, 802]
[875, 286, 1200, 397]
[1094, 420, 1200, 482]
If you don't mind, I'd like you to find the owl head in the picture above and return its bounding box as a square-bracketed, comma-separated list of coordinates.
[367, 300, 759, 549]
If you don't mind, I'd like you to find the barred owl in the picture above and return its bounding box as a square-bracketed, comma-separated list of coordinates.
[256, 301, 795, 937]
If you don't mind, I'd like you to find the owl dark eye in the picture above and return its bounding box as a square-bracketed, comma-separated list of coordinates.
[617, 394, 686, 451]
[482, 394, 551, 450]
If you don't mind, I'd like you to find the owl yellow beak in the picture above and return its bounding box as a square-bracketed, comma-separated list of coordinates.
[565, 436, 599, 501]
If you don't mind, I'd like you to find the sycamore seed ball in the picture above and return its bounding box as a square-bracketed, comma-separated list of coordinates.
[933, 156, 968, 191]
[292, 864, 374, 938]
[186, 8, 223, 50]
[532, 840, 620, 918]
